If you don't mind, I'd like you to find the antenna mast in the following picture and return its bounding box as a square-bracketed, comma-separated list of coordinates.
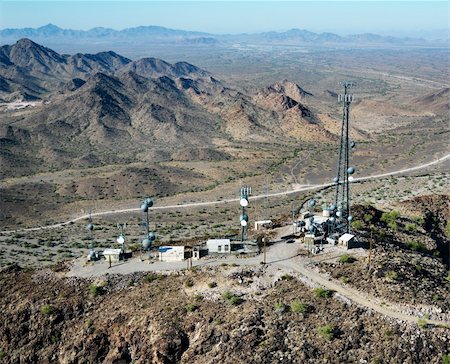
[333, 81, 356, 234]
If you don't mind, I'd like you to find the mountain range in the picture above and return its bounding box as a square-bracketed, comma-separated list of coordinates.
[0, 38, 345, 180]
[0, 24, 444, 48]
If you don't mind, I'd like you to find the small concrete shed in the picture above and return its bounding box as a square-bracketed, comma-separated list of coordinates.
[206, 239, 231, 254]
[339, 233, 355, 249]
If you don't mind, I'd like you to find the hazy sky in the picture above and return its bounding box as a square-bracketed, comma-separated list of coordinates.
[0, 1, 448, 36]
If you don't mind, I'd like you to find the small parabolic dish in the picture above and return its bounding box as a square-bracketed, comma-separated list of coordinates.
[240, 220, 248, 227]
[240, 198, 249, 207]
[117, 235, 125, 244]
[348, 176, 354, 182]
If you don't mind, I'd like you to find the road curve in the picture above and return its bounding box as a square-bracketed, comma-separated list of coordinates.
[1, 152, 449, 234]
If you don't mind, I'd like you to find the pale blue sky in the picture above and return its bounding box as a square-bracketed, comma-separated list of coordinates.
[0, 1, 448, 36]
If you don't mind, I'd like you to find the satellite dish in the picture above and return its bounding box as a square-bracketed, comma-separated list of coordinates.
[140, 203, 148, 212]
[145, 198, 154, 208]
[348, 176, 354, 182]
[309, 199, 316, 207]
[333, 177, 339, 183]
[336, 211, 342, 218]
[117, 235, 125, 244]
[142, 238, 151, 250]
[347, 167, 355, 175]
[347, 215, 353, 221]
[148, 232, 156, 241]
[240, 220, 247, 227]
[350, 141, 356, 149]
[87, 223, 94, 231]
[240, 198, 249, 207]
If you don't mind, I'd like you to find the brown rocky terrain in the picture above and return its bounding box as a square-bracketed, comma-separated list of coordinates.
[315, 195, 450, 314]
[0, 263, 449, 363]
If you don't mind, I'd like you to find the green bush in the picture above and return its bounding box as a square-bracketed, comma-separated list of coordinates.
[446, 272, 450, 282]
[385, 271, 398, 281]
[405, 223, 417, 232]
[407, 241, 427, 252]
[222, 290, 243, 305]
[442, 354, 450, 364]
[41, 304, 54, 316]
[222, 290, 233, 300]
[363, 214, 373, 223]
[339, 254, 356, 264]
[0, 348, 5, 359]
[208, 281, 217, 288]
[290, 300, 309, 314]
[381, 211, 400, 225]
[317, 325, 335, 341]
[229, 296, 243, 306]
[143, 273, 158, 283]
[445, 221, 450, 238]
[387, 221, 398, 231]
[314, 287, 332, 298]
[89, 284, 100, 297]
[186, 303, 199, 312]
[274, 302, 285, 312]
[351, 220, 363, 230]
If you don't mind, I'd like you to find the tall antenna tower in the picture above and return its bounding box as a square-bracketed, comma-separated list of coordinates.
[333, 81, 356, 233]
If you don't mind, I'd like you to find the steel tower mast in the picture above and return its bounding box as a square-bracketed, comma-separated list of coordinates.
[334, 81, 355, 233]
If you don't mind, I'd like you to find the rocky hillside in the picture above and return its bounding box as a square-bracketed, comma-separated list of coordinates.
[0, 39, 343, 180]
[316, 195, 450, 314]
[0, 263, 449, 363]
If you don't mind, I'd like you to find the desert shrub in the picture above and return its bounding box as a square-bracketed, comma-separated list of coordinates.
[339, 254, 356, 264]
[222, 290, 233, 300]
[290, 300, 310, 314]
[222, 290, 243, 305]
[405, 223, 417, 232]
[143, 273, 158, 283]
[445, 221, 450, 238]
[186, 303, 199, 312]
[314, 287, 332, 298]
[0, 348, 5, 359]
[363, 214, 373, 223]
[281, 274, 294, 281]
[340, 276, 349, 284]
[208, 281, 217, 288]
[446, 272, 450, 282]
[442, 354, 450, 364]
[388, 221, 398, 231]
[229, 296, 243, 306]
[317, 325, 335, 341]
[407, 241, 427, 252]
[351, 220, 363, 230]
[418, 314, 429, 329]
[184, 279, 194, 288]
[41, 304, 54, 316]
[274, 302, 285, 312]
[381, 211, 400, 224]
[89, 284, 100, 297]
[385, 271, 398, 281]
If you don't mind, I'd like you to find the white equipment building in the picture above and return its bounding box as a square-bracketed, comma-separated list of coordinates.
[206, 239, 231, 254]
[158, 246, 187, 262]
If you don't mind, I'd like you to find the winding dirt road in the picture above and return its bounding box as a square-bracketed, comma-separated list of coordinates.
[1, 152, 449, 234]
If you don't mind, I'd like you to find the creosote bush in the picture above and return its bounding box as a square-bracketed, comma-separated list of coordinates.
[41, 304, 54, 316]
[317, 324, 335, 341]
[186, 303, 199, 312]
[339, 254, 356, 264]
[385, 270, 398, 282]
[89, 284, 100, 297]
[313, 287, 332, 298]
[290, 300, 310, 314]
